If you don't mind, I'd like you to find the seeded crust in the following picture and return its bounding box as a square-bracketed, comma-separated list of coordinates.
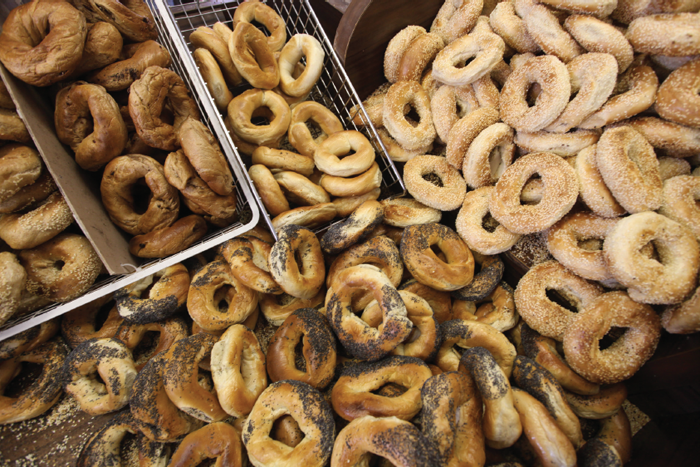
[512, 355, 584, 448]
[445, 106, 500, 170]
[546, 211, 618, 282]
[404, 155, 467, 211]
[514, 260, 603, 341]
[400, 222, 475, 292]
[0, 340, 66, 424]
[452, 254, 504, 301]
[383, 81, 436, 151]
[384, 26, 426, 83]
[326, 235, 403, 311]
[267, 308, 337, 389]
[430, 84, 480, 144]
[332, 415, 440, 466]
[0, 144, 42, 202]
[490, 152, 579, 235]
[19, 233, 103, 303]
[129, 353, 197, 441]
[437, 319, 517, 376]
[269, 224, 326, 299]
[562, 291, 662, 384]
[115, 264, 190, 324]
[321, 200, 384, 256]
[655, 58, 700, 128]
[564, 15, 634, 73]
[63, 338, 137, 416]
[623, 116, 700, 157]
[162, 333, 227, 422]
[332, 355, 432, 421]
[515, 0, 585, 63]
[578, 438, 623, 467]
[327, 265, 411, 361]
[579, 65, 659, 129]
[420, 372, 484, 466]
[545, 53, 619, 134]
[459, 347, 522, 448]
[490, 1, 540, 54]
[595, 125, 662, 213]
[242, 380, 335, 466]
[500, 55, 571, 132]
[76, 410, 138, 467]
[575, 144, 626, 218]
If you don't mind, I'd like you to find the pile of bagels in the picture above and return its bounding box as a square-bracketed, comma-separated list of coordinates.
[1, 0, 700, 465]
[0, 0, 241, 259]
[0, 209, 639, 466]
[187, 0, 388, 233]
[0, 82, 102, 327]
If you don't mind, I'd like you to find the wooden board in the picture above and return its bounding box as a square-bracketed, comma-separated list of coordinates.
[333, 0, 443, 100]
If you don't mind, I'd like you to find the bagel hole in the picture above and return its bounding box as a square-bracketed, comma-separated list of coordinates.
[404, 108, 421, 127]
[251, 106, 274, 126]
[422, 172, 444, 187]
[526, 83, 542, 107]
[520, 176, 542, 205]
[599, 326, 628, 350]
[90, 369, 108, 394]
[53, 260, 66, 271]
[132, 331, 160, 367]
[481, 212, 499, 233]
[545, 289, 579, 314]
[2, 362, 42, 398]
[489, 145, 509, 180]
[371, 382, 407, 398]
[577, 237, 603, 251]
[294, 337, 307, 372]
[455, 55, 476, 70]
[271, 415, 305, 447]
[160, 102, 175, 126]
[214, 285, 235, 313]
[119, 431, 140, 467]
[640, 241, 661, 263]
[131, 178, 152, 215]
[369, 457, 397, 467]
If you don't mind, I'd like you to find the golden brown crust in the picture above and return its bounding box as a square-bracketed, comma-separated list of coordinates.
[55, 82, 128, 171]
[168, 422, 244, 467]
[63, 338, 137, 415]
[0, 144, 42, 202]
[128, 66, 200, 151]
[163, 333, 227, 423]
[332, 356, 432, 421]
[19, 233, 102, 303]
[221, 236, 281, 295]
[0, 0, 87, 87]
[400, 222, 474, 292]
[0, 108, 30, 144]
[70, 22, 123, 78]
[129, 215, 208, 258]
[71, 0, 156, 42]
[232, 0, 287, 52]
[0, 191, 73, 250]
[228, 89, 291, 148]
[514, 260, 603, 341]
[564, 383, 628, 419]
[288, 101, 344, 158]
[87, 40, 171, 92]
[101, 155, 180, 236]
[563, 291, 662, 384]
[187, 259, 258, 332]
[403, 156, 466, 211]
[267, 308, 336, 388]
[655, 58, 700, 128]
[211, 324, 267, 418]
[230, 22, 280, 89]
[242, 380, 335, 467]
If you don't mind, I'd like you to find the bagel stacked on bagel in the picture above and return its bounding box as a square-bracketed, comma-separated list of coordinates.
[0, 0, 243, 260]
[0, 139, 102, 324]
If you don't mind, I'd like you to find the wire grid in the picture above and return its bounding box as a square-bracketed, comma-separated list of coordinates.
[0, 0, 263, 342]
[159, 0, 405, 239]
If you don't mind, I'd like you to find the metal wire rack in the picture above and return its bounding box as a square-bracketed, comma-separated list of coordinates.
[0, 0, 262, 341]
[153, 0, 406, 239]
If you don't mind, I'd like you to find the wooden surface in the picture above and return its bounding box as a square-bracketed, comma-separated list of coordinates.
[333, 0, 444, 100]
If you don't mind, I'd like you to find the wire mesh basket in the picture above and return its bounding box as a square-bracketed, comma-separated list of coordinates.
[0, 0, 262, 341]
[152, 0, 406, 239]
